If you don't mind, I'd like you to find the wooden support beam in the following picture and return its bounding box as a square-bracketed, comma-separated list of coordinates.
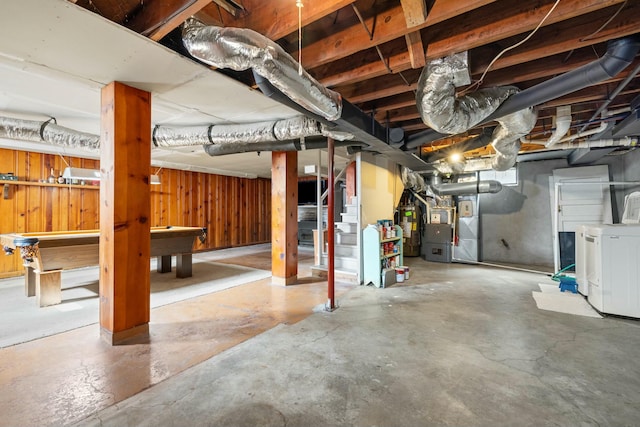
[318, 0, 635, 89]
[271, 151, 298, 286]
[234, 0, 355, 41]
[300, 0, 496, 69]
[405, 31, 426, 69]
[99, 82, 152, 345]
[346, 161, 356, 202]
[400, 0, 428, 28]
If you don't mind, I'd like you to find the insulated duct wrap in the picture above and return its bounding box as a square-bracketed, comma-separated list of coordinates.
[401, 167, 426, 193]
[182, 19, 342, 121]
[273, 117, 321, 140]
[490, 107, 537, 171]
[153, 125, 212, 147]
[416, 52, 537, 171]
[416, 53, 517, 134]
[0, 117, 99, 150]
[153, 117, 353, 148]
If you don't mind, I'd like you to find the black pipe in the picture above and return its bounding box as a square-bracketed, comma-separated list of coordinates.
[404, 35, 640, 150]
[485, 36, 640, 122]
[203, 139, 363, 156]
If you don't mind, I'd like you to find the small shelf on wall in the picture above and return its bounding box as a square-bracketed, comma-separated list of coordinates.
[0, 180, 100, 190]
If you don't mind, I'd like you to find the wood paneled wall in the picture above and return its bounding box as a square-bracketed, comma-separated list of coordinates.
[0, 148, 271, 278]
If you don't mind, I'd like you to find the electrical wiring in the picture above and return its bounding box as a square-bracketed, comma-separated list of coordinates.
[579, 0, 628, 42]
[460, 0, 562, 95]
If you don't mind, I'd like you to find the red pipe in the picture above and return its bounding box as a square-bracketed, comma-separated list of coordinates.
[327, 137, 335, 310]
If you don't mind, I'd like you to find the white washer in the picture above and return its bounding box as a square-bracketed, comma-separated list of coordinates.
[584, 224, 640, 318]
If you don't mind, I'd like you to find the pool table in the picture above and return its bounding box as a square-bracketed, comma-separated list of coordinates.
[1, 226, 207, 307]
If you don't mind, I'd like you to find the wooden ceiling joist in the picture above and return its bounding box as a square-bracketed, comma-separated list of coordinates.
[126, 0, 212, 41]
[400, 0, 428, 28]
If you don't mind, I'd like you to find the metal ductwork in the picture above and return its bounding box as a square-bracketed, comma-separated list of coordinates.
[401, 166, 427, 193]
[489, 107, 537, 171]
[251, 71, 429, 171]
[428, 174, 502, 195]
[416, 52, 516, 134]
[203, 138, 363, 156]
[180, 19, 430, 170]
[0, 116, 99, 150]
[432, 180, 503, 196]
[415, 52, 536, 171]
[181, 18, 342, 121]
[402, 167, 502, 196]
[405, 35, 640, 150]
[152, 116, 354, 149]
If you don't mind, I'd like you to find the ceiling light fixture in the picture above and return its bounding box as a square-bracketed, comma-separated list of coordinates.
[61, 167, 101, 181]
[449, 152, 463, 163]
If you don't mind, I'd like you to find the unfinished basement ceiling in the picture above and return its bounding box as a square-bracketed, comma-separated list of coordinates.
[0, 0, 351, 178]
[1, 0, 640, 175]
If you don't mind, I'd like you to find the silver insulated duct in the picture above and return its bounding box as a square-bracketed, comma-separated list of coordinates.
[153, 116, 353, 149]
[416, 52, 536, 171]
[0, 116, 99, 150]
[182, 18, 342, 122]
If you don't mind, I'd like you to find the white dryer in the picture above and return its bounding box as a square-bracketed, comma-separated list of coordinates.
[584, 224, 640, 318]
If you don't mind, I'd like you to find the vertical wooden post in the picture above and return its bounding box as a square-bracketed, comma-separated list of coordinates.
[271, 151, 298, 285]
[99, 82, 151, 345]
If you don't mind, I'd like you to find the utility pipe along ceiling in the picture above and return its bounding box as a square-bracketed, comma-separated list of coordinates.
[10, 1, 640, 175]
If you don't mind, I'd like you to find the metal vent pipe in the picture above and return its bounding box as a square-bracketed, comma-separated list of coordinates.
[431, 180, 503, 196]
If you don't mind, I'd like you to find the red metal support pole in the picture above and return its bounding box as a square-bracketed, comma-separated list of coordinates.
[327, 136, 335, 310]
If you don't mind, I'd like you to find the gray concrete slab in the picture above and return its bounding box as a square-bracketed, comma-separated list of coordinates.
[74, 259, 640, 427]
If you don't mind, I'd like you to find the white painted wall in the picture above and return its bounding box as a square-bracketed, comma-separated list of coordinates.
[360, 153, 403, 227]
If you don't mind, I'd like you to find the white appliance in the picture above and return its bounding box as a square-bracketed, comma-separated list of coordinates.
[575, 225, 588, 296]
[584, 224, 640, 318]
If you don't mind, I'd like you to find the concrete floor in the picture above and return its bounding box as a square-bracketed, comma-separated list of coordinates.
[2, 246, 640, 426]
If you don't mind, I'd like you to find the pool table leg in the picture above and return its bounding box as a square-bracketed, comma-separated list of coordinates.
[176, 253, 192, 278]
[24, 267, 36, 297]
[157, 255, 172, 274]
[36, 269, 62, 307]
